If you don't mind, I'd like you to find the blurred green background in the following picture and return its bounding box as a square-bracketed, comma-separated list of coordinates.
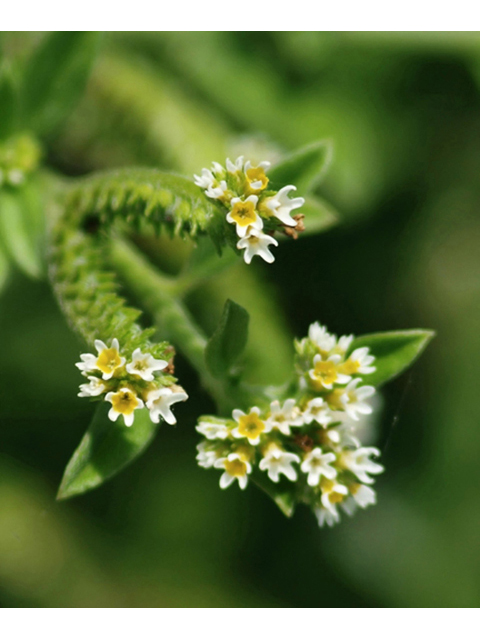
[1, 32, 480, 607]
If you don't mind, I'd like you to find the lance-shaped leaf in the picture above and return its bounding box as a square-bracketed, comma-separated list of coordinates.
[268, 140, 333, 195]
[205, 299, 249, 379]
[251, 470, 296, 518]
[57, 403, 158, 500]
[348, 329, 435, 388]
[0, 63, 18, 140]
[21, 31, 101, 137]
[0, 189, 42, 278]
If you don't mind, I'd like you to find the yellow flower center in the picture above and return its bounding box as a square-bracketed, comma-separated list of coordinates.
[329, 492, 345, 504]
[320, 478, 335, 492]
[224, 458, 247, 477]
[246, 167, 269, 192]
[311, 359, 338, 388]
[230, 200, 257, 227]
[325, 389, 344, 410]
[350, 482, 362, 495]
[320, 478, 344, 503]
[110, 389, 139, 415]
[237, 413, 265, 440]
[339, 359, 360, 375]
[96, 348, 123, 376]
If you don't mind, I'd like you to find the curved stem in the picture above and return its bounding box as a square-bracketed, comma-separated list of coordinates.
[109, 236, 253, 414]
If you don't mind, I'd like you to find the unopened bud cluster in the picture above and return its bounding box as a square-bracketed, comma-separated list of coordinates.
[0, 134, 41, 188]
[194, 157, 304, 264]
[196, 323, 383, 527]
[76, 338, 188, 427]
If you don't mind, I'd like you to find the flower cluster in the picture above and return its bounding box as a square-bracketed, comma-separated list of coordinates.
[194, 157, 305, 264]
[195, 323, 383, 528]
[0, 134, 42, 188]
[76, 339, 188, 427]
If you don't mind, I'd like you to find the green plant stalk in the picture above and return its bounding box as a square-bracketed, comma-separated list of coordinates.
[109, 236, 254, 414]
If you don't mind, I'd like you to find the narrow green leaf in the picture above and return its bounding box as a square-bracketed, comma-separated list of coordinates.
[268, 140, 333, 194]
[0, 63, 18, 140]
[21, 31, 101, 137]
[57, 404, 158, 500]
[251, 471, 296, 517]
[349, 329, 435, 388]
[205, 299, 250, 379]
[0, 189, 42, 278]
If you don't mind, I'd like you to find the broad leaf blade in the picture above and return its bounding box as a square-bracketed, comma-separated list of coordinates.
[0, 63, 18, 140]
[205, 299, 249, 379]
[0, 189, 42, 278]
[268, 140, 333, 194]
[57, 404, 158, 500]
[349, 329, 435, 387]
[21, 31, 100, 137]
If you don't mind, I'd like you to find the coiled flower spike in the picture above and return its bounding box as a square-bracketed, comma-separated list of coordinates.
[194, 156, 306, 264]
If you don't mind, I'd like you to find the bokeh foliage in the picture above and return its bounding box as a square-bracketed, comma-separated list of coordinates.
[0, 32, 479, 607]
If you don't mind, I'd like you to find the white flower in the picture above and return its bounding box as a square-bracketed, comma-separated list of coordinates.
[309, 354, 351, 390]
[335, 334, 354, 355]
[244, 160, 271, 191]
[196, 420, 230, 440]
[324, 422, 361, 449]
[76, 352, 98, 374]
[226, 156, 244, 173]
[300, 447, 337, 487]
[340, 378, 375, 421]
[78, 376, 106, 397]
[196, 442, 219, 468]
[146, 386, 188, 425]
[237, 227, 278, 264]
[343, 347, 376, 375]
[126, 348, 168, 381]
[265, 399, 304, 436]
[259, 445, 300, 483]
[75, 338, 126, 380]
[227, 195, 263, 237]
[206, 180, 228, 200]
[214, 453, 252, 490]
[193, 168, 215, 190]
[211, 161, 225, 176]
[342, 484, 377, 516]
[264, 185, 304, 227]
[308, 322, 337, 353]
[105, 387, 144, 427]
[231, 407, 269, 445]
[302, 398, 333, 427]
[341, 446, 384, 484]
[314, 506, 340, 528]
[320, 479, 349, 514]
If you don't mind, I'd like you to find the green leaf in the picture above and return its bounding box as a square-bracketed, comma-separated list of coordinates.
[57, 404, 158, 500]
[348, 329, 435, 388]
[0, 63, 18, 140]
[268, 140, 333, 194]
[0, 243, 10, 294]
[205, 299, 250, 379]
[0, 189, 42, 278]
[298, 195, 338, 237]
[21, 31, 101, 137]
[251, 471, 296, 517]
